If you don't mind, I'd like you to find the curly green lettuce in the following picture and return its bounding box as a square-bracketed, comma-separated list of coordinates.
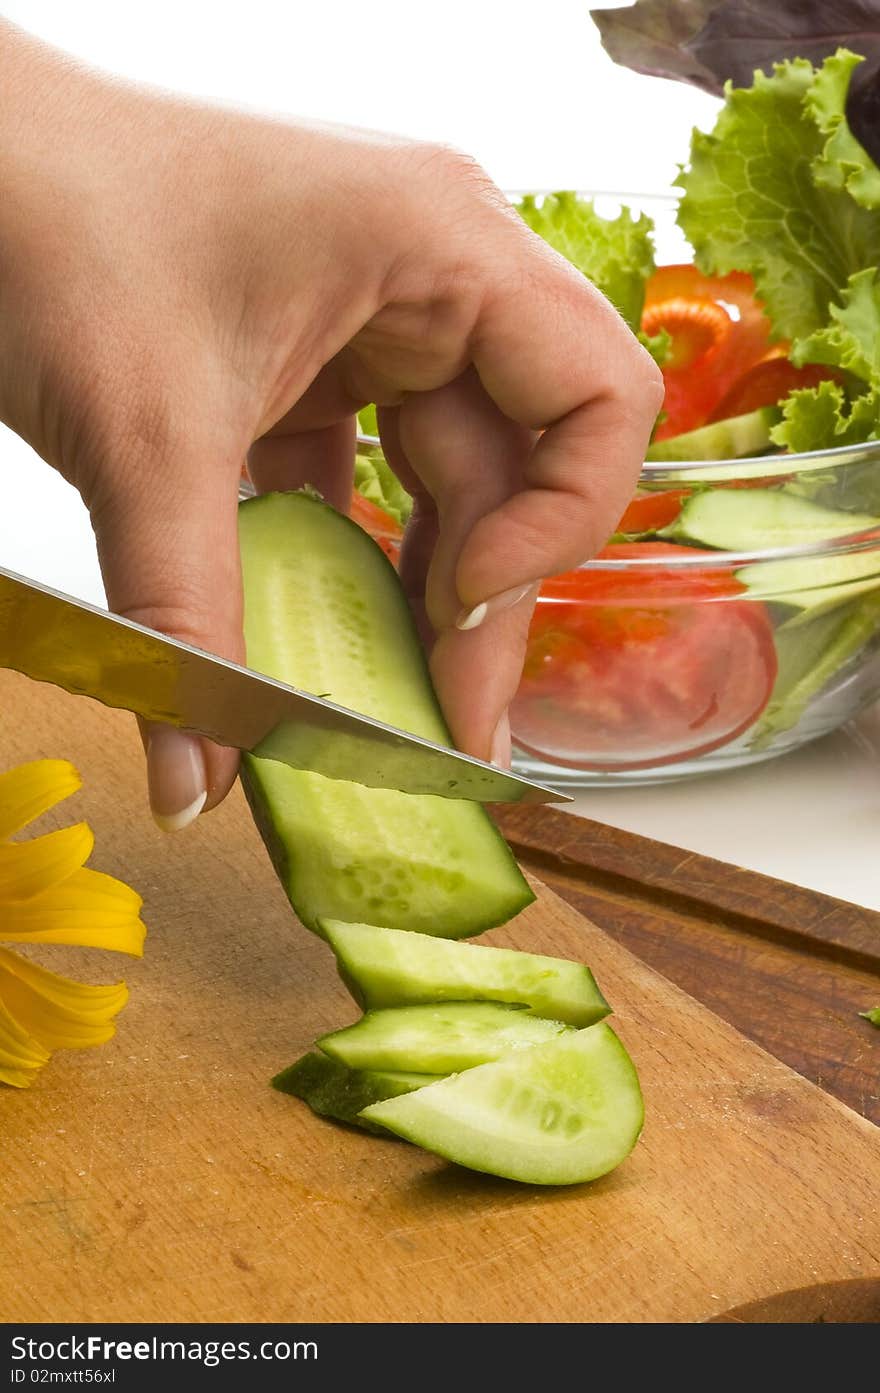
[353, 451, 412, 527]
[771, 267, 880, 451]
[676, 51, 880, 341]
[807, 49, 880, 209]
[515, 192, 656, 333]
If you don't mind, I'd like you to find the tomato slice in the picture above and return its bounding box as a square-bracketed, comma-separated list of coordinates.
[510, 543, 777, 771]
[643, 265, 777, 440]
[708, 357, 844, 422]
[616, 489, 689, 534]
[349, 490, 403, 564]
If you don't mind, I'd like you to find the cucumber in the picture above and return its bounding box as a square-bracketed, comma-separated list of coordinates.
[749, 590, 880, 748]
[645, 407, 780, 464]
[361, 1023, 644, 1186]
[271, 1052, 440, 1135]
[737, 548, 880, 610]
[320, 919, 610, 1026]
[238, 493, 533, 936]
[664, 489, 880, 610]
[317, 1002, 571, 1073]
[664, 488, 880, 553]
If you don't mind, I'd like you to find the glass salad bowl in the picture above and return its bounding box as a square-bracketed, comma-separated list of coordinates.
[348, 170, 880, 786]
[510, 440, 880, 786]
[352, 433, 880, 787]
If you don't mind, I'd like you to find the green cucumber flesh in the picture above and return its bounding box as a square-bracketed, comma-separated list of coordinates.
[664, 488, 880, 610]
[317, 1002, 571, 1073]
[272, 1052, 440, 1135]
[737, 548, 880, 610]
[320, 918, 610, 1026]
[664, 488, 879, 554]
[645, 407, 779, 464]
[238, 493, 533, 936]
[361, 1022, 644, 1186]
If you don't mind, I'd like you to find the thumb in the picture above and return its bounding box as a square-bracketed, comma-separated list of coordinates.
[89, 451, 245, 831]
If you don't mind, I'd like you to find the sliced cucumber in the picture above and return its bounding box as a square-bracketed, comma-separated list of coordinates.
[320, 918, 610, 1026]
[361, 1022, 644, 1185]
[271, 1052, 440, 1135]
[238, 493, 533, 936]
[737, 548, 880, 610]
[664, 488, 880, 610]
[664, 488, 880, 553]
[646, 407, 780, 464]
[749, 591, 880, 748]
[317, 1002, 571, 1073]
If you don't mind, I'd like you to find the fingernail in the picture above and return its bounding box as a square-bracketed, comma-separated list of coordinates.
[490, 713, 512, 769]
[456, 584, 536, 632]
[147, 727, 207, 832]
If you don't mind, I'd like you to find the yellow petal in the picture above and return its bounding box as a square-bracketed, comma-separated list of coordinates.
[0, 998, 49, 1088]
[0, 760, 81, 842]
[0, 822, 94, 901]
[0, 948, 128, 1050]
[0, 867, 146, 955]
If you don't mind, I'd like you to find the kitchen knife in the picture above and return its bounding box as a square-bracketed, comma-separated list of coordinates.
[0, 565, 570, 804]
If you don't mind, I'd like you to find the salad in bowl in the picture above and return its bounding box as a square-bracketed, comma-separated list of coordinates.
[350, 47, 880, 784]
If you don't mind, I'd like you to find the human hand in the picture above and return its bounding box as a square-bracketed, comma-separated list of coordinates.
[0, 22, 663, 829]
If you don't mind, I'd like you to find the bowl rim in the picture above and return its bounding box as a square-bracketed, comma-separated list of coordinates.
[355, 433, 880, 567]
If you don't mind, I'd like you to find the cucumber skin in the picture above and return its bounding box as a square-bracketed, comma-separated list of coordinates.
[319, 918, 611, 1026]
[645, 406, 779, 463]
[238, 492, 534, 938]
[272, 1052, 439, 1136]
[665, 488, 880, 553]
[361, 1022, 644, 1186]
[240, 758, 533, 938]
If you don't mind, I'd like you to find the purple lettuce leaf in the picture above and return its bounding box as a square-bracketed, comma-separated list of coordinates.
[589, 0, 880, 163]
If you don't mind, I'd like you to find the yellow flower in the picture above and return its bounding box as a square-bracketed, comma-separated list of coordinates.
[0, 759, 146, 1088]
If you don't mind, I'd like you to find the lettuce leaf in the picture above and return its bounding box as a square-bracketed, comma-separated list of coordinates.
[749, 589, 880, 749]
[638, 326, 672, 365]
[676, 54, 880, 340]
[357, 404, 379, 438]
[807, 48, 880, 207]
[590, 0, 880, 168]
[770, 268, 880, 452]
[771, 381, 880, 453]
[860, 1005, 880, 1025]
[515, 192, 655, 331]
[793, 267, 880, 381]
[353, 452, 412, 527]
[590, 0, 720, 92]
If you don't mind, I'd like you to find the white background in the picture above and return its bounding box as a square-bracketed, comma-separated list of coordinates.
[1, 1, 878, 908]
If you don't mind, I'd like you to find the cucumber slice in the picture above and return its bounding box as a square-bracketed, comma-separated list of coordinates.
[238, 493, 533, 936]
[320, 919, 610, 1026]
[317, 1002, 571, 1073]
[645, 407, 780, 464]
[749, 590, 880, 748]
[361, 1023, 644, 1185]
[737, 548, 880, 610]
[271, 1052, 440, 1135]
[664, 489, 879, 552]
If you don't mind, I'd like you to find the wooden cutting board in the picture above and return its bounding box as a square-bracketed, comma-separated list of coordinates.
[1, 670, 878, 1324]
[493, 805, 880, 1126]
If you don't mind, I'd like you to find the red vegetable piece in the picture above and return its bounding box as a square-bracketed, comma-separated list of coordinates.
[708, 357, 845, 421]
[511, 542, 777, 770]
[643, 265, 777, 439]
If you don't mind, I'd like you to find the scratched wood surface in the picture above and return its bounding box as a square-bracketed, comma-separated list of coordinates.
[1, 670, 878, 1323]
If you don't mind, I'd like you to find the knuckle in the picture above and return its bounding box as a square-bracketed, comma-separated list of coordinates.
[633, 345, 666, 411]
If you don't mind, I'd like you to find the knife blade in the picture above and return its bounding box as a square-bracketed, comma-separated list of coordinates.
[0, 565, 570, 804]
